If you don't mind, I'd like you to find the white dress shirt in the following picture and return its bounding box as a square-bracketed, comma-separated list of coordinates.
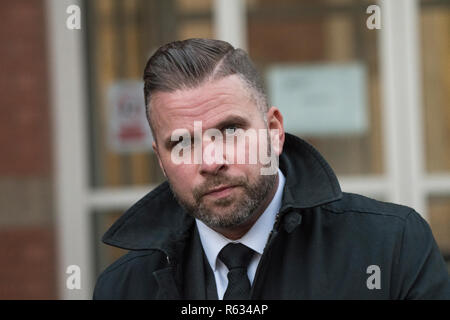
[196, 168, 286, 299]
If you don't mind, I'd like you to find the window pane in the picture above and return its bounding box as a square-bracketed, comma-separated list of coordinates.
[420, 3, 450, 173]
[86, 0, 213, 187]
[246, 0, 384, 175]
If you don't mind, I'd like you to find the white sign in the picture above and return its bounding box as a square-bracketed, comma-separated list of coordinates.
[107, 80, 153, 153]
[266, 63, 369, 136]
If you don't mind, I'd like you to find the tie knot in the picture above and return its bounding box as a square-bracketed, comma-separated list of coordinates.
[219, 243, 255, 270]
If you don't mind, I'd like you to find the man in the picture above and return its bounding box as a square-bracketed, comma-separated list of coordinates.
[94, 38, 450, 299]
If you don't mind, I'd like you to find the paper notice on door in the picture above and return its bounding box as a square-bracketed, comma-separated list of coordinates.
[266, 62, 369, 136]
[107, 80, 153, 153]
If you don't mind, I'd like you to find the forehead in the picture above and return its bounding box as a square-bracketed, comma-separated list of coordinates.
[151, 75, 260, 138]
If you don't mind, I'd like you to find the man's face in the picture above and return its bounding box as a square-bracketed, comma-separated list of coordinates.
[151, 75, 284, 232]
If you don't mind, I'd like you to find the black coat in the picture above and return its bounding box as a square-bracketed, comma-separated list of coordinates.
[93, 133, 450, 299]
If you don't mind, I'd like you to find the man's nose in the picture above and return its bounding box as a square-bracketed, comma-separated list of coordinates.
[198, 139, 227, 175]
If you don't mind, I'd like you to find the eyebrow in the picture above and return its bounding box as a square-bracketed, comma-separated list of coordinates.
[163, 114, 250, 149]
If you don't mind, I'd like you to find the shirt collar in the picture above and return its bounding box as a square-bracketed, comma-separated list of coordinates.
[196, 168, 286, 271]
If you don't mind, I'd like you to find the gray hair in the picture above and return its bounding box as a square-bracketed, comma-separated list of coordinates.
[142, 38, 269, 139]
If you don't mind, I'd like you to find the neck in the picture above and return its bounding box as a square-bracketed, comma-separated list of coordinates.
[214, 174, 280, 240]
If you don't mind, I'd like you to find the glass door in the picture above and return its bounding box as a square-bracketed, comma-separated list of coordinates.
[47, 0, 449, 299]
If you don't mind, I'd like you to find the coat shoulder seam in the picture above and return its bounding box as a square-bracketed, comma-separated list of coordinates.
[321, 205, 412, 222]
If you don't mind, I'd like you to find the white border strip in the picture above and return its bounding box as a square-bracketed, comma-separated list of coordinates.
[214, 0, 247, 50]
[425, 175, 450, 195]
[87, 186, 156, 210]
[87, 178, 389, 212]
[339, 176, 388, 199]
[46, 0, 91, 299]
[379, 0, 426, 217]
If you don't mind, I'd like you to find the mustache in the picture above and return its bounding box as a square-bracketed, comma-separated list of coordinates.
[193, 175, 247, 200]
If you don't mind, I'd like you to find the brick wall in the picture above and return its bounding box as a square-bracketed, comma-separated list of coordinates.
[0, 0, 56, 299]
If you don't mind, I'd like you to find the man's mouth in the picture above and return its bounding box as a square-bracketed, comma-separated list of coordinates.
[203, 185, 238, 198]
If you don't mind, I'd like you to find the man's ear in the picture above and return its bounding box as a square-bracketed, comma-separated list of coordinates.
[152, 141, 167, 177]
[266, 106, 285, 156]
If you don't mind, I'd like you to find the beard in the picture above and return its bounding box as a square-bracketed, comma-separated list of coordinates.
[168, 170, 277, 229]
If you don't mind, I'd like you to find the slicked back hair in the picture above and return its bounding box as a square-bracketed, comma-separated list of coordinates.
[142, 38, 269, 140]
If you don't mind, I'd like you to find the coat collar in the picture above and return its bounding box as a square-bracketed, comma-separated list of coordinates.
[102, 133, 342, 252]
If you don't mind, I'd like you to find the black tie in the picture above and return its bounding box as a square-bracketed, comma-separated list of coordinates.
[219, 243, 255, 300]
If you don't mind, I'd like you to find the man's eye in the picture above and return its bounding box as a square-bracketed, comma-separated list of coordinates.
[169, 141, 179, 149]
[224, 125, 239, 134]
[171, 136, 191, 148]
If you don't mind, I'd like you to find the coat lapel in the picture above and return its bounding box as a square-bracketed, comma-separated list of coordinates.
[180, 226, 208, 299]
